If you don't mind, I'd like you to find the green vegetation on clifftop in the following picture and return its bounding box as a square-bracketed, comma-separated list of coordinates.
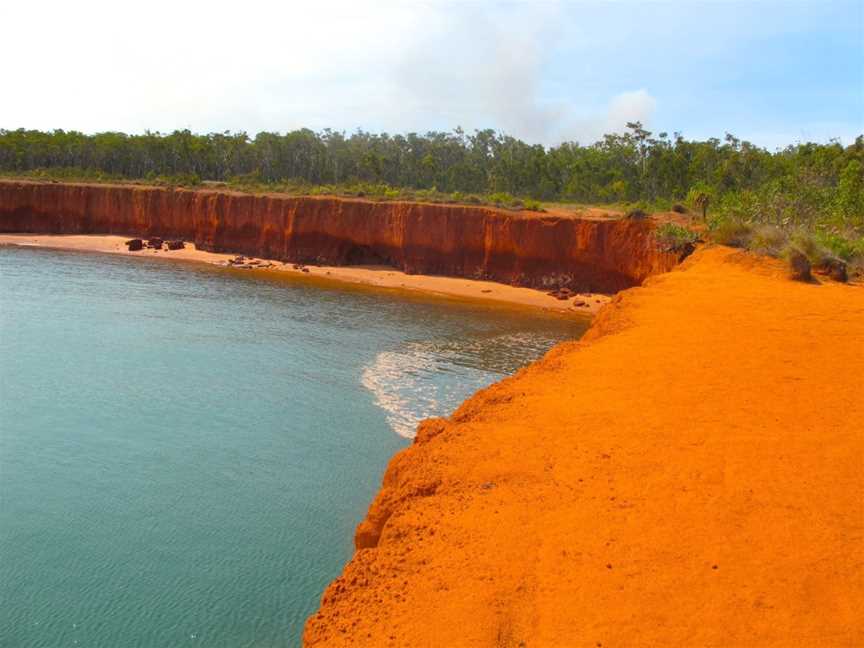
[2, 125, 862, 259]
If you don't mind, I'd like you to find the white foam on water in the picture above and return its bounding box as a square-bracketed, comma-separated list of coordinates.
[361, 333, 552, 438]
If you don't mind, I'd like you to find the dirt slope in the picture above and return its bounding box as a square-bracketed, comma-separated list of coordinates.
[305, 246, 864, 647]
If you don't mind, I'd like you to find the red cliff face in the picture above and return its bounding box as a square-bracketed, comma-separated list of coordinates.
[0, 180, 680, 292]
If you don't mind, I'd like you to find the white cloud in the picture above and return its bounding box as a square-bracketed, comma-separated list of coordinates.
[605, 90, 657, 133]
[1, 0, 854, 147]
[0, 0, 659, 145]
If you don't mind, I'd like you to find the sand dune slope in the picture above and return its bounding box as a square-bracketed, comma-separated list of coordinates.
[305, 246, 864, 647]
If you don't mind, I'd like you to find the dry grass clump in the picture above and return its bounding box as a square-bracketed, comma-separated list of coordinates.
[711, 220, 754, 248]
[748, 225, 788, 256]
[709, 218, 858, 283]
[782, 231, 850, 282]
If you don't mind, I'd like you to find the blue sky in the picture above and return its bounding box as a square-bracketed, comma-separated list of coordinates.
[541, 0, 863, 147]
[2, 0, 861, 149]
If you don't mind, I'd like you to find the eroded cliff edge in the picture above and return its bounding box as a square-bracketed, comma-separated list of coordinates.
[305, 247, 864, 647]
[0, 180, 679, 293]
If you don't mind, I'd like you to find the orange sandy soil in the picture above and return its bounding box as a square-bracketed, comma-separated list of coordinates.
[0, 234, 607, 314]
[305, 246, 864, 647]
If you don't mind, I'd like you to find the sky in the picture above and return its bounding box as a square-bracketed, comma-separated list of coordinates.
[2, 0, 862, 149]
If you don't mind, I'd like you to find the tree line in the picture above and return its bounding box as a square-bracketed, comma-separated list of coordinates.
[0, 125, 861, 229]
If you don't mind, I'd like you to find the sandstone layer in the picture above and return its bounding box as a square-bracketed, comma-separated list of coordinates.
[0, 180, 679, 293]
[305, 247, 864, 647]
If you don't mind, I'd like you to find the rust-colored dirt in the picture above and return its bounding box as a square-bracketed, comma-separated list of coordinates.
[0, 180, 679, 293]
[305, 247, 864, 647]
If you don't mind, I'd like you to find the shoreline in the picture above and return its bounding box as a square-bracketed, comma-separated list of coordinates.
[0, 234, 609, 314]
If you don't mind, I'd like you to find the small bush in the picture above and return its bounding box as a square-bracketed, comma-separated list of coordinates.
[672, 203, 688, 214]
[711, 219, 754, 248]
[784, 246, 812, 281]
[687, 186, 713, 219]
[654, 223, 699, 253]
[789, 231, 829, 265]
[523, 198, 544, 211]
[626, 209, 649, 220]
[813, 257, 848, 282]
[748, 225, 788, 257]
[487, 191, 516, 206]
[816, 232, 864, 263]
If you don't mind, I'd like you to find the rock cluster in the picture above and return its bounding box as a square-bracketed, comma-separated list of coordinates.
[226, 255, 275, 270]
[547, 286, 575, 300]
[124, 237, 186, 253]
[546, 286, 601, 308]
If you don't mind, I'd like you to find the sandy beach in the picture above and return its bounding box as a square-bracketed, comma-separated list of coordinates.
[0, 234, 608, 314]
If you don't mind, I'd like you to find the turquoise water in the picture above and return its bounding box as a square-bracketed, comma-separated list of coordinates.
[0, 247, 588, 647]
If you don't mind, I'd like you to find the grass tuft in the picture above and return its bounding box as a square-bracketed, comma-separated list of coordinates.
[710, 219, 754, 248]
[747, 225, 788, 256]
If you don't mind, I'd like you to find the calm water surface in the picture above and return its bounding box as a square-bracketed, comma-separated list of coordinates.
[0, 247, 588, 647]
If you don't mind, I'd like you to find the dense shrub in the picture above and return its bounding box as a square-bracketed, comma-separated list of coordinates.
[654, 223, 699, 252]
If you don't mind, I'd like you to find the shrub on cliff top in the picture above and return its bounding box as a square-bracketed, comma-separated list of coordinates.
[747, 224, 788, 257]
[710, 219, 754, 248]
[654, 223, 699, 253]
[784, 246, 812, 281]
[487, 191, 516, 206]
[789, 230, 830, 266]
[816, 231, 864, 263]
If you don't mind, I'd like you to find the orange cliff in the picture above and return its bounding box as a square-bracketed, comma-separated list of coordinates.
[305, 246, 864, 647]
[0, 180, 680, 293]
